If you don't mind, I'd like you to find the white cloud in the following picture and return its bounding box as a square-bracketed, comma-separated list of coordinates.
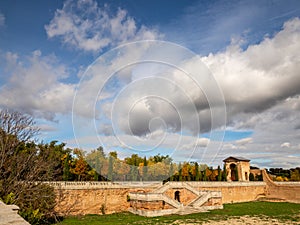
[45, 0, 162, 52]
[203, 17, 300, 128]
[0, 50, 75, 120]
[281, 142, 291, 148]
[235, 137, 253, 146]
[75, 17, 300, 139]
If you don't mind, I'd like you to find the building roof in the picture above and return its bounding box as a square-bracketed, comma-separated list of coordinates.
[223, 156, 250, 162]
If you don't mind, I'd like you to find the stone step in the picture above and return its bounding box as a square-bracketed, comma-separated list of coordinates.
[176, 206, 208, 215]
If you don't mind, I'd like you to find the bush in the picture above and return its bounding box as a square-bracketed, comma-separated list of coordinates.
[100, 204, 106, 215]
[1, 183, 57, 225]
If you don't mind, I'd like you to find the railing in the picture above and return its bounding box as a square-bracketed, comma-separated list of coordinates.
[43, 180, 267, 190]
[44, 181, 162, 189]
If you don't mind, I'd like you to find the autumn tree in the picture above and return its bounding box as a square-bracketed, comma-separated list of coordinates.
[178, 163, 183, 181]
[114, 160, 130, 181]
[86, 146, 107, 181]
[290, 169, 300, 181]
[203, 168, 207, 181]
[169, 163, 175, 181]
[70, 149, 90, 181]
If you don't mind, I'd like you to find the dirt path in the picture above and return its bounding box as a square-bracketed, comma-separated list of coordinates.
[173, 215, 300, 225]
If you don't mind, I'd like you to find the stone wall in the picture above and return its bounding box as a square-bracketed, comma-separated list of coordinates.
[262, 170, 300, 203]
[185, 182, 266, 203]
[50, 181, 267, 215]
[164, 188, 197, 206]
[53, 182, 161, 215]
[130, 200, 173, 211]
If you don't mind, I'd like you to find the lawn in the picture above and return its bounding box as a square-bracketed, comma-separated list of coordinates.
[56, 202, 300, 225]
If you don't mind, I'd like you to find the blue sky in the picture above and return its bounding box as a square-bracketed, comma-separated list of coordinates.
[0, 0, 300, 168]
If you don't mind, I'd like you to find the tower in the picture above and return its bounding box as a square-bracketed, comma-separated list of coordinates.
[223, 156, 250, 181]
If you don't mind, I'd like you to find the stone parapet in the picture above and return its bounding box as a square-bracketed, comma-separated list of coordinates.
[184, 181, 266, 187]
[274, 182, 300, 186]
[45, 181, 161, 189]
[262, 170, 300, 203]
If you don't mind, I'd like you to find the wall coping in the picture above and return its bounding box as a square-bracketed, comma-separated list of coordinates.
[274, 182, 300, 186]
[45, 181, 267, 190]
[44, 181, 162, 189]
[173, 181, 266, 187]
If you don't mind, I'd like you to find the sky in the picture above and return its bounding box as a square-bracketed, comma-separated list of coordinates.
[0, 0, 300, 168]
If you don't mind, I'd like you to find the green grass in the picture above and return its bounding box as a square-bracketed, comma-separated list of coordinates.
[56, 202, 300, 225]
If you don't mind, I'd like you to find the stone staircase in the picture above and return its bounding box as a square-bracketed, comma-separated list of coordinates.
[129, 192, 181, 208]
[176, 206, 208, 215]
[129, 182, 223, 217]
[152, 182, 171, 193]
[189, 192, 210, 207]
[153, 182, 200, 195]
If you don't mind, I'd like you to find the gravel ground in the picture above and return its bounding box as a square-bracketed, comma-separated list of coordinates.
[172, 215, 300, 225]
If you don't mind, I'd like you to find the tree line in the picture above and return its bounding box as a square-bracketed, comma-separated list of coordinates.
[267, 167, 300, 181]
[62, 147, 228, 182]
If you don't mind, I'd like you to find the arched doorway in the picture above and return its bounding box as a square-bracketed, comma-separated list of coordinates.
[230, 163, 237, 181]
[174, 191, 180, 202]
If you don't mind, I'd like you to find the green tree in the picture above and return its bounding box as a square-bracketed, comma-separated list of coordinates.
[195, 162, 200, 181]
[222, 164, 227, 181]
[217, 165, 222, 181]
[108, 155, 114, 181]
[203, 169, 207, 181]
[130, 166, 138, 181]
[199, 168, 203, 181]
[143, 156, 148, 181]
[125, 154, 143, 166]
[109, 151, 118, 159]
[63, 153, 71, 181]
[151, 154, 171, 163]
[178, 163, 183, 181]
